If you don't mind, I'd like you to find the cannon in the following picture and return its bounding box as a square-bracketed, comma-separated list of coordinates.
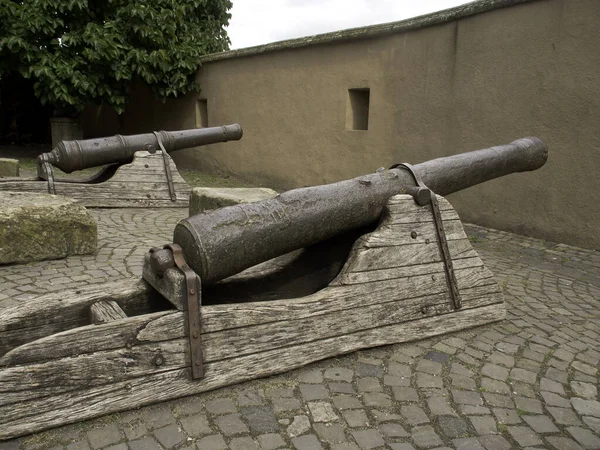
[0, 137, 548, 439]
[0, 124, 243, 207]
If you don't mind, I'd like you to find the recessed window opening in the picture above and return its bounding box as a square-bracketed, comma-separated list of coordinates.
[196, 99, 208, 128]
[346, 88, 370, 130]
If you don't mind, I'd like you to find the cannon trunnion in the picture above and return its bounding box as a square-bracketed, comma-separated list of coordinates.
[0, 137, 548, 439]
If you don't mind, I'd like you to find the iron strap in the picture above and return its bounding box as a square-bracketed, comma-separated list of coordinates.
[154, 132, 177, 202]
[392, 163, 463, 310]
[37, 157, 57, 195]
[163, 243, 204, 379]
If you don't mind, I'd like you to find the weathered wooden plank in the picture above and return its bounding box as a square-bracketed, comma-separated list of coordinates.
[0, 303, 504, 439]
[337, 255, 486, 285]
[0, 152, 190, 208]
[346, 238, 477, 273]
[90, 301, 128, 325]
[363, 219, 467, 248]
[0, 278, 151, 357]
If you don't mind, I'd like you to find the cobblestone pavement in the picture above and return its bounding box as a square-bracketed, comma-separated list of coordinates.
[0, 209, 599, 450]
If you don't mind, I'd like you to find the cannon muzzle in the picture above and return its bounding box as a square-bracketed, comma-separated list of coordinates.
[153, 137, 547, 284]
[38, 124, 243, 173]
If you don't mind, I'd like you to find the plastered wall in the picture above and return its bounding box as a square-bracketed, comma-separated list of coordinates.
[87, 0, 600, 249]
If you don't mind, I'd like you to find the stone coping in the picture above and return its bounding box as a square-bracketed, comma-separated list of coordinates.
[201, 0, 537, 63]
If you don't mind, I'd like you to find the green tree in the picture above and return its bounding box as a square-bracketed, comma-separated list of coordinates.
[0, 0, 232, 114]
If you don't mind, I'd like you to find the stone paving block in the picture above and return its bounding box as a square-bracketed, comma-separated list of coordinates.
[153, 423, 185, 448]
[206, 398, 237, 415]
[546, 406, 584, 426]
[333, 395, 363, 410]
[452, 437, 485, 450]
[128, 437, 161, 450]
[342, 410, 370, 428]
[477, 435, 512, 450]
[314, 423, 346, 443]
[378, 422, 409, 437]
[332, 444, 362, 450]
[357, 377, 382, 393]
[522, 414, 560, 433]
[287, 415, 311, 438]
[329, 382, 356, 394]
[141, 405, 176, 429]
[229, 436, 259, 450]
[363, 392, 392, 408]
[388, 444, 417, 450]
[492, 408, 521, 425]
[292, 434, 323, 450]
[401, 405, 430, 425]
[452, 390, 483, 406]
[355, 363, 383, 377]
[416, 373, 443, 388]
[324, 368, 354, 382]
[297, 369, 324, 384]
[567, 426, 600, 449]
[215, 413, 249, 436]
[571, 398, 600, 417]
[351, 429, 385, 449]
[237, 389, 266, 406]
[514, 396, 543, 414]
[299, 383, 329, 401]
[469, 415, 497, 435]
[570, 382, 597, 399]
[411, 425, 443, 448]
[179, 413, 212, 437]
[392, 387, 419, 402]
[427, 395, 457, 416]
[272, 396, 302, 412]
[196, 434, 228, 450]
[507, 426, 543, 447]
[86, 424, 122, 449]
[241, 406, 279, 433]
[545, 436, 585, 450]
[257, 433, 286, 450]
[308, 402, 339, 422]
[438, 415, 471, 438]
[66, 441, 91, 450]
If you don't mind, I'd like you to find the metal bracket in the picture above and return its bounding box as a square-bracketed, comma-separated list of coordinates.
[154, 132, 177, 202]
[392, 163, 462, 310]
[37, 156, 57, 195]
[161, 243, 204, 379]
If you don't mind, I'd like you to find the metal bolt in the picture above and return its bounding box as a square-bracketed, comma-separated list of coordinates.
[144, 164, 149, 168]
[195, 360, 201, 366]
[421, 306, 429, 314]
[411, 231, 418, 239]
[152, 354, 165, 366]
[425, 239, 430, 244]
[189, 288, 195, 294]
[192, 332, 198, 339]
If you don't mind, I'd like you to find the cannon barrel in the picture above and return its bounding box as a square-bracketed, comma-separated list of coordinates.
[156, 137, 547, 285]
[37, 124, 243, 173]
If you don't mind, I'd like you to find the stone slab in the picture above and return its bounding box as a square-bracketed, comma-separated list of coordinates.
[189, 187, 278, 216]
[0, 158, 19, 177]
[0, 191, 96, 264]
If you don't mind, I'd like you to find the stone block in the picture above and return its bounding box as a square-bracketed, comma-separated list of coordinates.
[0, 158, 19, 177]
[188, 187, 278, 216]
[0, 191, 96, 264]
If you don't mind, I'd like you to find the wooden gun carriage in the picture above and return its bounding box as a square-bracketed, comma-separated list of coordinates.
[0, 124, 243, 207]
[0, 137, 548, 439]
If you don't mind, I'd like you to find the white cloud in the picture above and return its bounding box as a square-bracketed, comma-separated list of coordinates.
[226, 0, 474, 49]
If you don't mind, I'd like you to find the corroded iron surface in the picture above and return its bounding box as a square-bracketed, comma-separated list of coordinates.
[37, 124, 243, 174]
[170, 137, 547, 284]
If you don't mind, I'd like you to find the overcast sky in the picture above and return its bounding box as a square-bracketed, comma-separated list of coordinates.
[226, 0, 474, 49]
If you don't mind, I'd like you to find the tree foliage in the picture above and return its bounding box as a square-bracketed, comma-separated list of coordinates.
[0, 0, 232, 113]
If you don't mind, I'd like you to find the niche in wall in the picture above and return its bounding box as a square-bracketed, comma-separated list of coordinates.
[196, 99, 208, 128]
[345, 88, 370, 130]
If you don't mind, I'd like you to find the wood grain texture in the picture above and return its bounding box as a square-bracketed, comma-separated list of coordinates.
[0, 194, 506, 439]
[0, 152, 190, 208]
[0, 303, 504, 439]
[0, 278, 151, 357]
[90, 301, 128, 324]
